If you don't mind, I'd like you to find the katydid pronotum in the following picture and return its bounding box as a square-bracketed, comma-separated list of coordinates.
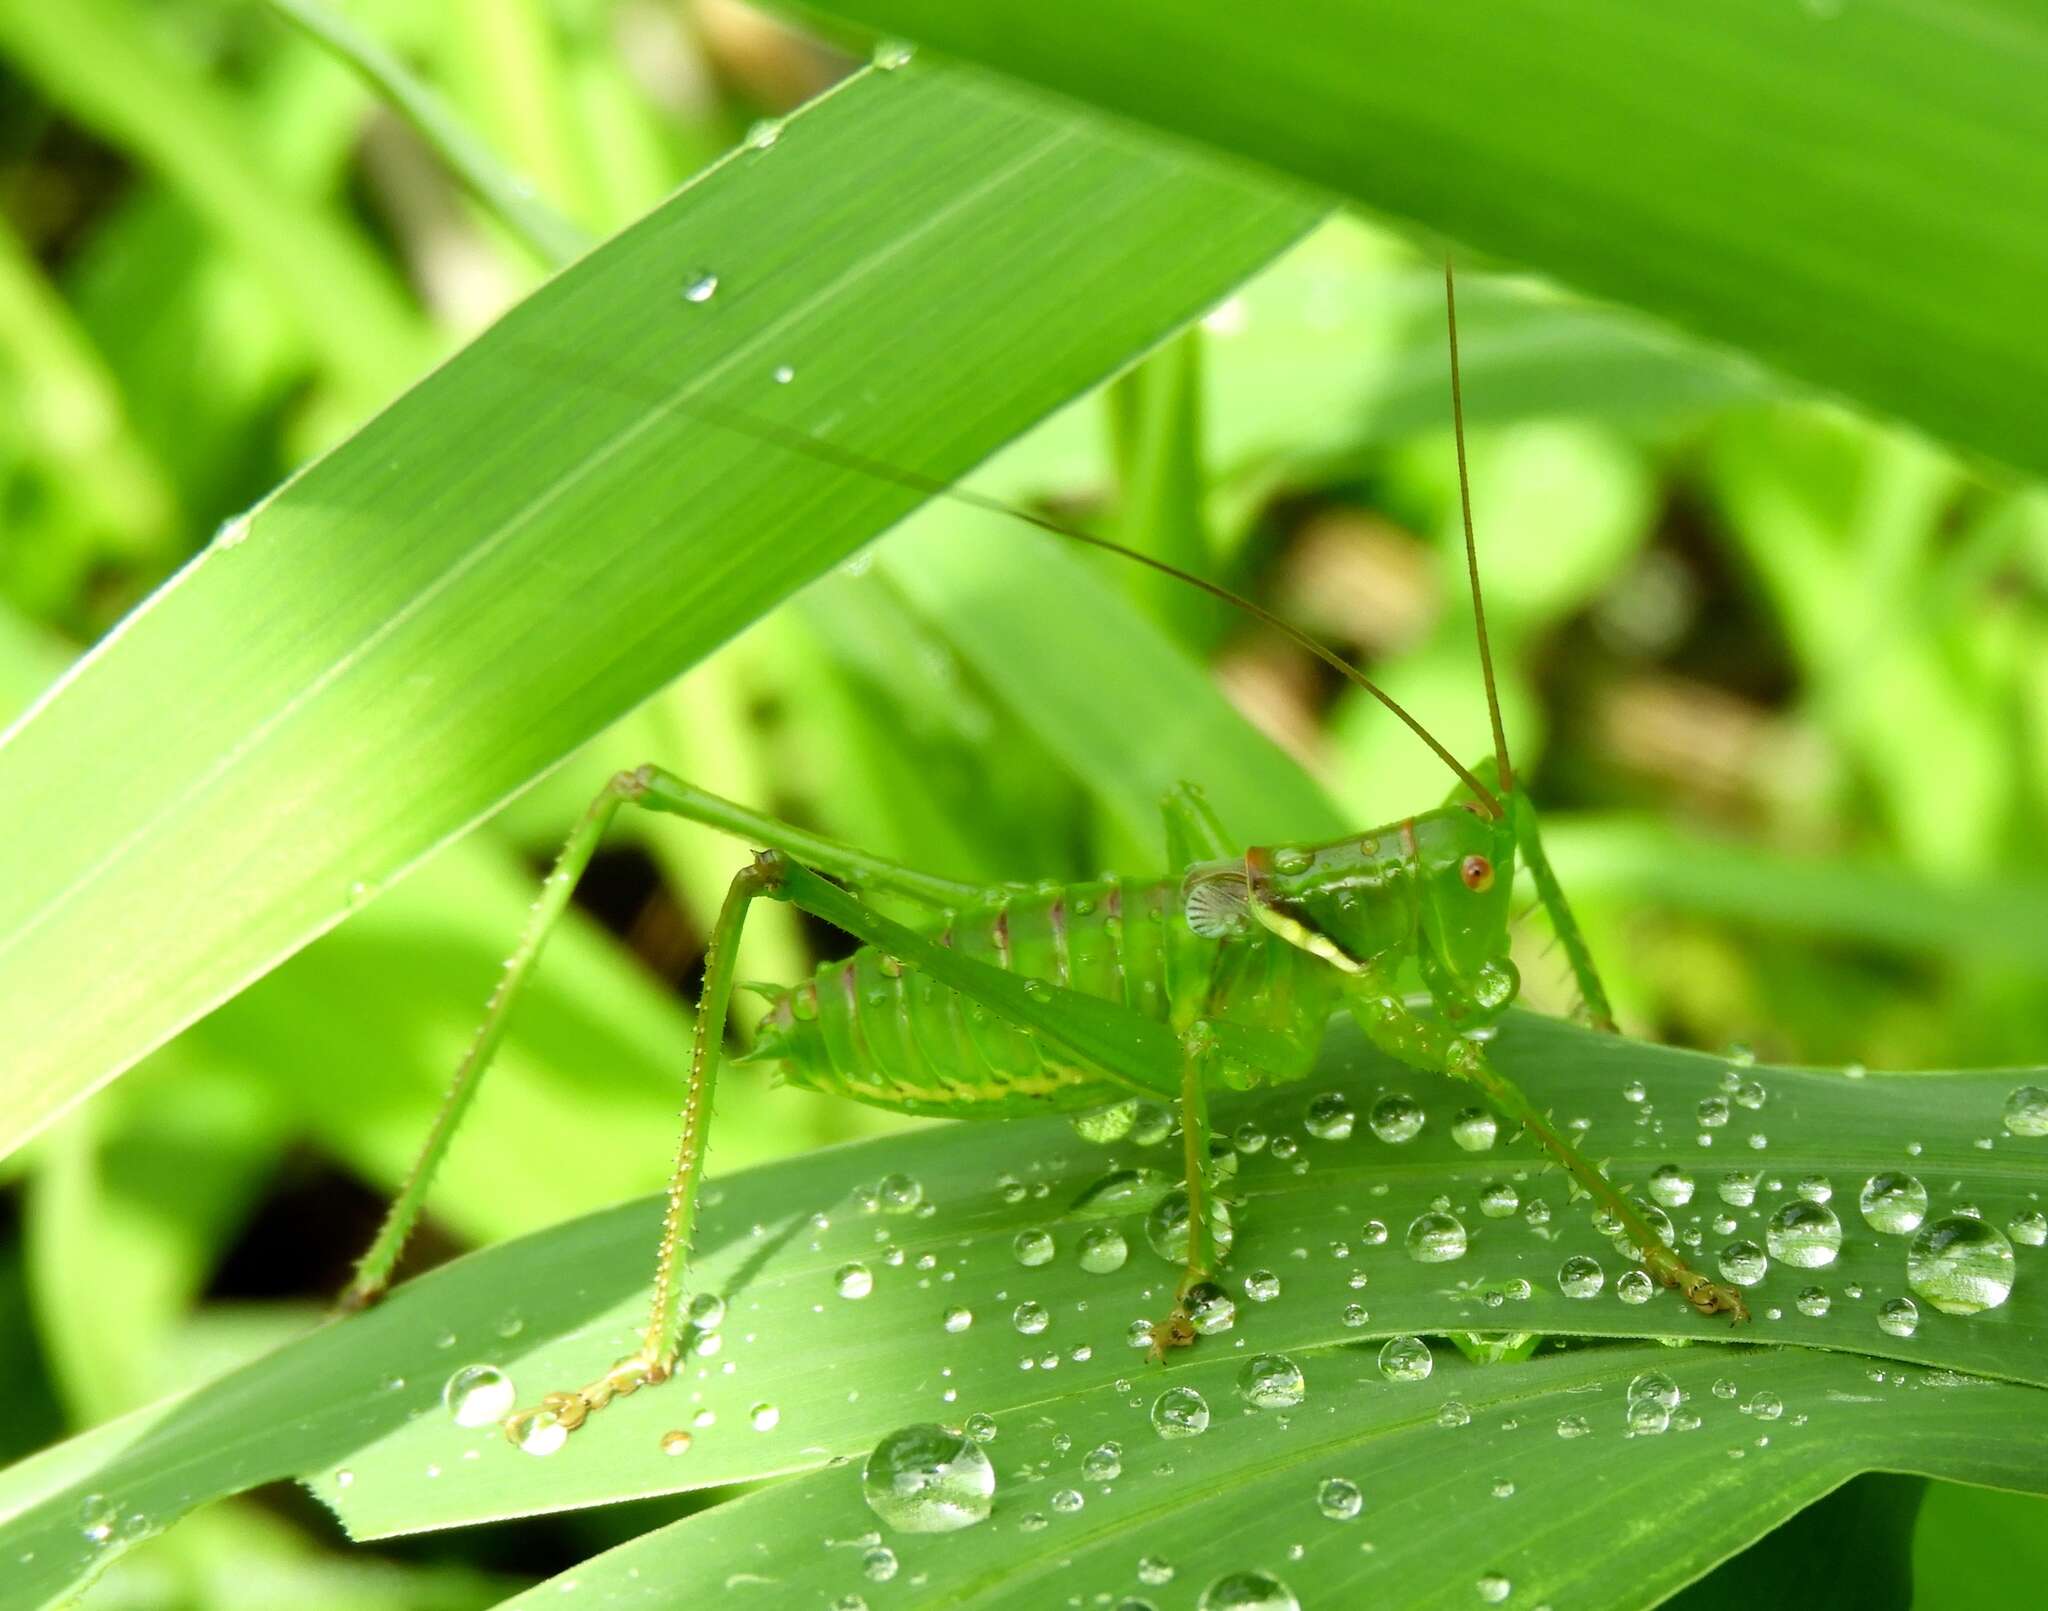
[340, 261, 1748, 1454]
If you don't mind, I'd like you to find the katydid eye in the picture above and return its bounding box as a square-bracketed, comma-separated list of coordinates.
[1460, 855, 1494, 892]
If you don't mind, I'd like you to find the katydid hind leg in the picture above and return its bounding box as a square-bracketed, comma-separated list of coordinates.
[502, 857, 777, 1449]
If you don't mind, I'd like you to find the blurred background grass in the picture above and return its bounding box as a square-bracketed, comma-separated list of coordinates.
[2, 1, 2045, 1605]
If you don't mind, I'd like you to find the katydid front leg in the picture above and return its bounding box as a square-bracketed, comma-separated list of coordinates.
[1346, 960, 1749, 1321]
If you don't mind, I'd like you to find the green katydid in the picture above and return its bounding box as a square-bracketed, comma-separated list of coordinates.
[340, 261, 1747, 1453]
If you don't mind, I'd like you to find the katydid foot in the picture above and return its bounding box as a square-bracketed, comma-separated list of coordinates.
[502, 1349, 673, 1450]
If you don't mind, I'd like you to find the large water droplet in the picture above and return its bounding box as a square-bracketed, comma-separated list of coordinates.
[1185, 1281, 1237, 1335]
[1906, 1216, 2016, 1314]
[1013, 1229, 1056, 1267]
[1197, 1570, 1300, 1611]
[1766, 1201, 1843, 1269]
[2003, 1085, 2048, 1137]
[2009, 1210, 2048, 1248]
[1369, 1093, 1424, 1143]
[1152, 1385, 1211, 1438]
[1405, 1211, 1468, 1263]
[1858, 1172, 1928, 1235]
[1073, 1100, 1139, 1144]
[442, 1364, 515, 1428]
[1377, 1335, 1433, 1382]
[506, 1408, 568, 1457]
[1238, 1353, 1307, 1409]
[1075, 1167, 1175, 1217]
[862, 1425, 996, 1533]
[836, 1262, 875, 1299]
[1648, 1165, 1695, 1207]
[1717, 1240, 1768, 1284]
[1558, 1255, 1604, 1298]
[1304, 1092, 1355, 1140]
[1450, 1108, 1498, 1152]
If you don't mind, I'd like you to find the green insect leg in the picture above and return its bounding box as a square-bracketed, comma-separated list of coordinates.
[1347, 960, 1749, 1322]
[503, 855, 778, 1447]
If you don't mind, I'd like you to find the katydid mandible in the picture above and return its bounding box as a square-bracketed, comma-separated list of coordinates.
[341, 261, 1749, 1453]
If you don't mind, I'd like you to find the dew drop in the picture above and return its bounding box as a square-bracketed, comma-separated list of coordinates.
[1079, 1226, 1130, 1274]
[1858, 1172, 1928, 1235]
[1013, 1229, 1056, 1267]
[872, 38, 917, 69]
[1555, 1414, 1592, 1439]
[1796, 1285, 1832, 1318]
[1304, 1092, 1355, 1140]
[751, 1402, 780, 1431]
[2008, 1210, 2047, 1248]
[1151, 1385, 1211, 1438]
[1558, 1255, 1604, 1298]
[1138, 1554, 1175, 1586]
[836, 1262, 875, 1299]
[1232, 1352, 1306, 1410]
[2003, 1085, 2048, 1138]
[1073, 1100, 1140, 1144]
[1698, 1096, 1730, 1128]
[1476, 1571, 1512, 1603]
[1450, 1108, 1498, 1152]
[879, 1174, 923, 1214]
[1317, 1477, 1363, 1520]
[861, 1424, 996, 1533]
[1906, 1216, 2016, 1314]
[660, 1428, 693, 1456]
[1616, 1268, 1654, 1304]
[1196, 1569, 1300, 1611]
[1478, 1181, 1519, 1218]
[1376, 1335, 1433, 1383]
[1718, 1171, 1759, 1208]
[1074, 1167, 1175, 1217]
[1766, 1201, 1843, 1269]
[1405, 1211, 1468, 1263]
[679, 269, 719, 304]
[1083, 1441, 1123, 1481]
[1648, 1165, 1695, 1208]
[1369, 1093, 1424, 1143]
[1185, 1281, 1237, 1335]
[863, 1545, 898, 1581]
[442, 1364, 515, 1428]
[1717, 1240, 1768, 1284]
[1244, 1268, 1282, 1302]
[1012, 1301, 1050, 1336]
[507, 1408, 568, 1457]
[1878, 1296, 1920, 1337]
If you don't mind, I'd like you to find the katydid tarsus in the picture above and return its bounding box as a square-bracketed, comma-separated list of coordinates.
[342, 260, 1748, 1454]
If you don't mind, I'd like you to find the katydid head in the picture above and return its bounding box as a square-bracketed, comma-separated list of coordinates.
[1418, 802, 1520, 1016]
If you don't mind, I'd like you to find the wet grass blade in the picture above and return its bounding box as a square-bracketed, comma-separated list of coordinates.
[3, 1014, 2043, 1605]
[0, 61, 1321, 1164]
[785, 0, 2048, 477]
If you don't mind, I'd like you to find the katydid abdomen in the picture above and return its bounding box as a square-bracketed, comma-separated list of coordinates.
[747, 869, 1344, 1118]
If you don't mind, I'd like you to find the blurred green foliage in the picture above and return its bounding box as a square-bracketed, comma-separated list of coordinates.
[1, 1, 2044, 1605]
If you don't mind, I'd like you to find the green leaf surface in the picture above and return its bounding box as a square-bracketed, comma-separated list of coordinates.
[0, 61, 1321, 1165]
[786, 0, 2048, 478]
[492, 1345, 2033, 1611]
[5, 1015, 2044, 1607]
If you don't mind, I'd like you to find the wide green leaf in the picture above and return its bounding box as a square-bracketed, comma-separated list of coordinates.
[785, 0, 2048, 478]
[4, 1014, 2042, 1607]
[0, 60, 1321, 1163]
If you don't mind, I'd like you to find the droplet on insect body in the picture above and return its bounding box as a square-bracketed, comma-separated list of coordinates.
[861, 1424, 995, 1533]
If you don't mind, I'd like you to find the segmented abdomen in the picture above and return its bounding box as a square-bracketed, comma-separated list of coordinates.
[743, 878, 1173, 1118]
